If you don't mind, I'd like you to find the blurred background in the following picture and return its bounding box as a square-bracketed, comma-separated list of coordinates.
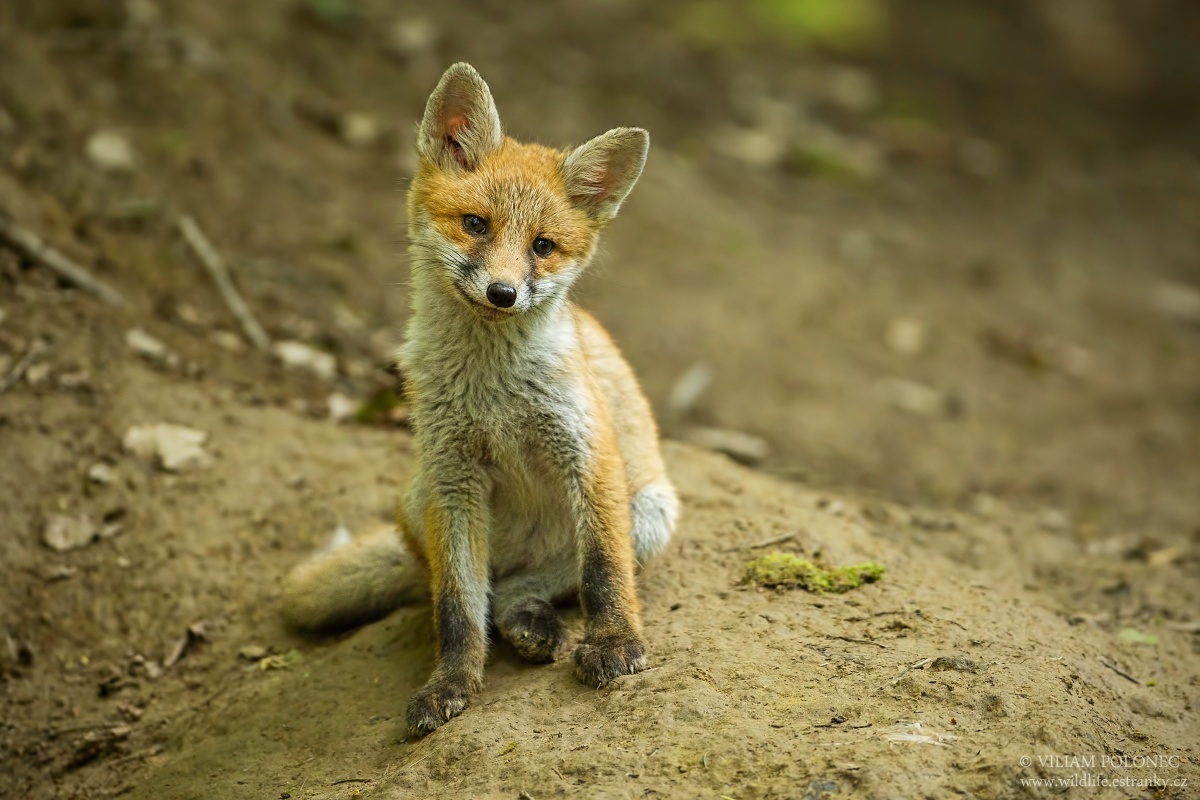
[2, 0, 1198, 588]
[2, 2, 1200, 793]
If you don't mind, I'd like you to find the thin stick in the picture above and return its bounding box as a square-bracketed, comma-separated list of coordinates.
[723, 532, 795, 553]
[177, 215, 270, 352]
[0, 340, 47, 394]
[44, 719, 115, 738]
[826, 634, 888, 649]
[1101, 660, 1140, 685]
[0, 215, 125, 306]
[747, 532, 796, 549]
[330, 778, 370, 786]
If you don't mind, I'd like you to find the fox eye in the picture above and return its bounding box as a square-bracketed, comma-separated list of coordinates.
[532, 237, 555, 257]
[462, 215, 488, 236]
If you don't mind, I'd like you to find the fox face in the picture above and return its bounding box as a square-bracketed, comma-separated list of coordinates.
[407, 63, 649, 321]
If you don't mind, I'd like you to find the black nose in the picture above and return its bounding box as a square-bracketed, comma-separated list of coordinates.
[486, 282, 517, 308]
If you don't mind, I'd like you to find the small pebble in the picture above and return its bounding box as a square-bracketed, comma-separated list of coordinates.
[1146, 547, 1183, 568]
[43, 565, 79, 582]
[1154, 281, 1200, 326]
[885, 319, 926, 357]
[711, 125, 786, 169]
[42, 514, 99, 552]
[125, 328, 170, 362]
[668, 363, 712, 416]
[123, 423, 214, 472]
[174, 303, 207, 328]
[340, 113, 380, 147]
[124, 0, 162, 26]
[56, 369, 91, 390]
[85, 131, 137, 172]
[210, 330, 246, 353]
[327, 392, 357, 423]
[25, 363, 52, 387]
[238, 644, 268, 661]
[274, 340, 337, 381]
[88, 463, 116, 486]
[683, 426, 771, 465]
[387, 17, 439, 59]
[1038, 508, 1068, 532]
[877, 378, 948, 417]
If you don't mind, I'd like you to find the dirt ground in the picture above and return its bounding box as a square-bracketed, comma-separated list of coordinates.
[2, 1, 1198, 798]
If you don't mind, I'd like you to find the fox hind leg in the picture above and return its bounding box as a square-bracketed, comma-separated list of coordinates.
[492, 568, 576, 663]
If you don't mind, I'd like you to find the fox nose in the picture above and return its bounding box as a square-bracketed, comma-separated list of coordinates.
[486, 282, 517, 309]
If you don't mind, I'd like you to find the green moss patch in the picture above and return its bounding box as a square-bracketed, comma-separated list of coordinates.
[742, 552, 885, 593]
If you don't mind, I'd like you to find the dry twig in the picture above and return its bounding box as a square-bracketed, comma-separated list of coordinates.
[722, 531, 796, 553]
[0, 215, 125, 306]
[826, 634, 888, 649]
[177, 215, 270, 351]
[0, 340, 48, 394]
[1101, 659, 1140, 685]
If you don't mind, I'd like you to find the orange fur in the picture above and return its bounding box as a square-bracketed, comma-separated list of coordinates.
[408, 139, 602, 280]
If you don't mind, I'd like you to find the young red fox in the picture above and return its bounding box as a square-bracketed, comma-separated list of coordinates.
[282, 63, 679, 735]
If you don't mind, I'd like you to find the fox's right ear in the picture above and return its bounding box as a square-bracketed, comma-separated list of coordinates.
[417, 63, 503, 172]
[562, 127, 649, 222]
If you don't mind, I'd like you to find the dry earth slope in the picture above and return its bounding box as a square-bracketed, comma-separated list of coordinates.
[0, 291, 1196, 799]
[83, 371, 1198, 800]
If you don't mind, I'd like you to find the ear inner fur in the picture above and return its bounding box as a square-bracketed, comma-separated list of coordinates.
[561, 127, 650, 221]
[418, 62, 504, 171]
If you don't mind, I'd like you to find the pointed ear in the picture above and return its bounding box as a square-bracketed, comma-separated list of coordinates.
[417, 62, 503, 171]
[561, 127, 649, 222]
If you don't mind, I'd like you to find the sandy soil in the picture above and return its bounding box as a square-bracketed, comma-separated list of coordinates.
[2, 2, 1198, 798]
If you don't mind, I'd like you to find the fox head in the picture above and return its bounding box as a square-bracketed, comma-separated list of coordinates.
[407, 63, 648, 322]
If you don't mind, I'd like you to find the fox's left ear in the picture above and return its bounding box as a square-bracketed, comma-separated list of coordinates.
[418, 62, 503, 171]
[562, 127, 649, 222]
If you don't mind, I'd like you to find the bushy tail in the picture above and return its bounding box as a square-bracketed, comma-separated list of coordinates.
[282, 525, 429, 635]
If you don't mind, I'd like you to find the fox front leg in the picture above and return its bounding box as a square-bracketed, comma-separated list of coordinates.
[405, 467, 491, 736]
[566, 428, 648, 687]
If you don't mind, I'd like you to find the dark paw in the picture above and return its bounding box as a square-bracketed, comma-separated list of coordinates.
[499, 597, 568, 663]
[574, 633, 648, 688]
[406, 679, 475, 736]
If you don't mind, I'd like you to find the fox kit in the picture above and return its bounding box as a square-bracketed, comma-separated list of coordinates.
[282, 63, 679, 735]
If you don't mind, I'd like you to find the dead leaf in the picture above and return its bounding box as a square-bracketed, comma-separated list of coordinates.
[123, 423, 214, 472]
[163, 622, 210, 669]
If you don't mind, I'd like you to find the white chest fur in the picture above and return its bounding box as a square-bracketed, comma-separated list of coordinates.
[398, 298, 591, 578]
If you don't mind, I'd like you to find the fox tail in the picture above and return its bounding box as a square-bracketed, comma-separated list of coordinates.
[281, 525, 428, 635]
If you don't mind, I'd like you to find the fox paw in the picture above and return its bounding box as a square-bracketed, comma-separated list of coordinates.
[499, 598, 568, 663]
[574, 633, 648, 688]
[406, 679, 475, 736]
